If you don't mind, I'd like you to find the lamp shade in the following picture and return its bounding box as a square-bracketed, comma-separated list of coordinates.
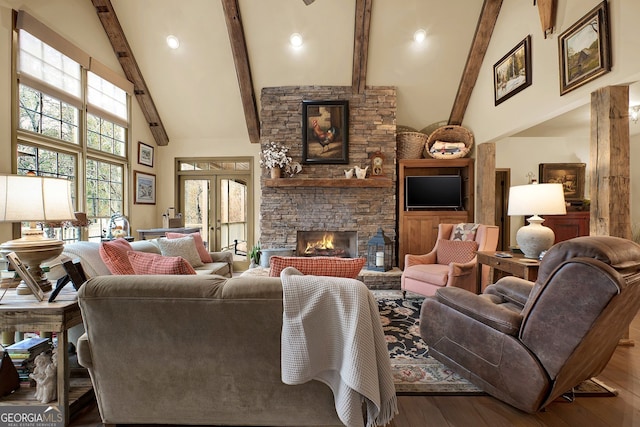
[0, 175, 75, 222]
[507, 183, 567, 216]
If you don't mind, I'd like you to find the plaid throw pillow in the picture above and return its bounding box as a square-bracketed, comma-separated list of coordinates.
[436, 239, 479, 265]
[451, 223, 480, 241]
[99, 238, 135, 275]
[269, 256, 366, 279]
[128, 251, 197, 275]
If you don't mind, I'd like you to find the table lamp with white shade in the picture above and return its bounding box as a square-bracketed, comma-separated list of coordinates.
[0, 175, 76, 293]
[508, 183, 567, 259]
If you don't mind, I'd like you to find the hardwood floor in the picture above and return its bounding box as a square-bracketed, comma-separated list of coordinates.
[70, 314, 640, 427]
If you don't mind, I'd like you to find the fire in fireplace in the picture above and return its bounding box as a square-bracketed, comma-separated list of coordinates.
[296, 231, 358, 258]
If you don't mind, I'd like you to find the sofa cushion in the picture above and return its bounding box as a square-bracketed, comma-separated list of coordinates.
[450, 223, 480, 241]
[166, 231, 212, 263]
[128, 251, 197, 275]
[269, 256, 366, 279]
[436, 239, 479, 265]
[99, 238, 135, 275]
[157, 236, 204, 268]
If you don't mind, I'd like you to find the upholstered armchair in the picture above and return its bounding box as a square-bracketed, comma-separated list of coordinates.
[401, 223, 499, 297]
[420, 236, 640, 413]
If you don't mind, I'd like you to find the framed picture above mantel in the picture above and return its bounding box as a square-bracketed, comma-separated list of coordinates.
[301, 100, 349, 164]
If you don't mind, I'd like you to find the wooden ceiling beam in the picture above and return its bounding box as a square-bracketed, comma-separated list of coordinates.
[91, 0, 169, 146]
[448, 0, 503, 126]
[221, 0, 260, 144]
[352, 0, 372, 94]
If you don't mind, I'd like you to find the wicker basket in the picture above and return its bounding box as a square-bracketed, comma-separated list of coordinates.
[397, 131, 427, 159]
[425, 125, 473, 159]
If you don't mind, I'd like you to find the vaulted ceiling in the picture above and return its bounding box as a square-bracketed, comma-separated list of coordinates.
[101, 0, 491, 146]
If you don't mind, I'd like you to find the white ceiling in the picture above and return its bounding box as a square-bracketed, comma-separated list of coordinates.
[108, 0, 484, 142]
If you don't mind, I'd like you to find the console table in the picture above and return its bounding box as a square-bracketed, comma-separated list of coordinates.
[0, 287, 92, 426]
[476, 251, 540, 292]
[137, 227, 200, 240]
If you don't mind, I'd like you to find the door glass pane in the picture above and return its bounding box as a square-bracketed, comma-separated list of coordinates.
[183, 179, 209, 247]
[221, 178, 247, 262]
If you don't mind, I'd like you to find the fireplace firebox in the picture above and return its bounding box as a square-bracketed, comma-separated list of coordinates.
[296, 231, 358, 258]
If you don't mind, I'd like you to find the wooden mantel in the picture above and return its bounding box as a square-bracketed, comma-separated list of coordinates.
[264, 178, 393, 188]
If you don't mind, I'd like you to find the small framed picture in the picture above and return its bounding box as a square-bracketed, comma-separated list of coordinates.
[134, 171, 156, 205]
[558, 1, 611, 95]
[5, 252, 44, 301]
[138, 142, 154, 167]
[539, 163, 586, 201]
[493, 35, 532, 106]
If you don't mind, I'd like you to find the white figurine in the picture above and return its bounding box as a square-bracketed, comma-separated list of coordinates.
[29, 349, 57, 404]
[344, 168, 354, 179]
[354, 165, 369, 179]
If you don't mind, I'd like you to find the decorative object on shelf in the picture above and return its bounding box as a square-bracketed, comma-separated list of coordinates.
[508, 183, 566, 259]
[260, 141, 292, 177]
[137, 141, 154, 167]
[301, 100, 349, 164]
[30, 348, 57, 404]
[396, 131, 426, 159]
[0, 175, 75, 293]
[494, 35, 532, 106]
[369, 152, 385, 178]
[538, 162, 586, 201]
[285, 161, 302, 177]
[107, 213, 131, 240]
[558, 1, 611, 96]
[367, 228, 393, 272]
[426, 125, 473, 159]
[0, 344, 20, 397]
[354, 165, 368, 179]
[134, 171, 156, 205]
[344, 168, 354, 179]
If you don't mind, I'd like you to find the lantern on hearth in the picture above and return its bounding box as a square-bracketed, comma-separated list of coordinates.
[367, 228, 393, 272]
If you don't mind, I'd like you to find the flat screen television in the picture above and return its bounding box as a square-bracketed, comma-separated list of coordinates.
[405, 175, 462, 209]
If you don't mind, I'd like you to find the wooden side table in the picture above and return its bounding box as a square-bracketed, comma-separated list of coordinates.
[0, 288, 92, 426]
[476, 251, 540, 292]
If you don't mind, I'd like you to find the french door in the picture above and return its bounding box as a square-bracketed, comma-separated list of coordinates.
[177, 158, 253, 271]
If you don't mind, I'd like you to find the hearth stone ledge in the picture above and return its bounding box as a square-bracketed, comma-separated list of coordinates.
[239, 267, 402, 290]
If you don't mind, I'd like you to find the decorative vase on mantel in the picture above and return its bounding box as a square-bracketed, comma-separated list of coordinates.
[270, 167, 281, 179]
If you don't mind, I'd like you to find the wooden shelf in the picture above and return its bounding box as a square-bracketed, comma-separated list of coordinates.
[264, 178, 393, 188]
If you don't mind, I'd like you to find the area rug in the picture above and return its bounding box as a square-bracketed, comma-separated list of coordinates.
[374, 290, 618, 397]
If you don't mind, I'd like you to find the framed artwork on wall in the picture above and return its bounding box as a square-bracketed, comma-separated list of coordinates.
[493, 35, 532, 106]
[558, 1, 611, 96]
[134, 171, 156, 205]
[539, 162, 586, 201]
[138, 142, 154, 167]
[301, 100, 349, 164]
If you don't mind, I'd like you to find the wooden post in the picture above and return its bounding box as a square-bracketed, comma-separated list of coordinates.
[476, 142, 496, 225]
[590, 85, 633, 345]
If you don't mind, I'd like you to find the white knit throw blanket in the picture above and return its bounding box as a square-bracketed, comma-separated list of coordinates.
[280, 268, 398, 427]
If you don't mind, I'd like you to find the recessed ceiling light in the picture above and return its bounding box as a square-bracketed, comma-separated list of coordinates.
[166, 35, 180, 49]
[413, 29, 426, 43]
[290, 33, 303, 48]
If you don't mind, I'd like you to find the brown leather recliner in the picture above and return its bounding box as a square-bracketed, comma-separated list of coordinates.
[420, 236, 640, 413]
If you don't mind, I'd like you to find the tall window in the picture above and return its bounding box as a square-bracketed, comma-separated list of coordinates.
[14, 12, 132, 242]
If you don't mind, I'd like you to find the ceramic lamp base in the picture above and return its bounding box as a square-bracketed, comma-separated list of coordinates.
[516, 215, 555, 259]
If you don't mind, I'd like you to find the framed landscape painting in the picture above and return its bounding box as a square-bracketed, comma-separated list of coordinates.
[138, 141, 154, 167]
[134, 171, 156, 205]
[301, 100, 348, 164]
[539, 163, 586, 201]
[494, 35, 532, 106]
[558, 1, 611, 95]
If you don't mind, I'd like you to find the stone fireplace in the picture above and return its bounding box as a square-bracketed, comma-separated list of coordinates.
[259, 85, 398, 262]
[296, 231, 358, 258]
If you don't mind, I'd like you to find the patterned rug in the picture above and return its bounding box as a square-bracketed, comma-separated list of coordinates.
[375, 291, 618, 397]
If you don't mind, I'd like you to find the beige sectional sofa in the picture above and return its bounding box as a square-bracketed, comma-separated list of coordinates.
[61, 239, 234, 278]
[76, 274, 343, 426]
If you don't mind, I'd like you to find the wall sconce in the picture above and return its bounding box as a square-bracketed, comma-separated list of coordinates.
[630, 106, 640, 124]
